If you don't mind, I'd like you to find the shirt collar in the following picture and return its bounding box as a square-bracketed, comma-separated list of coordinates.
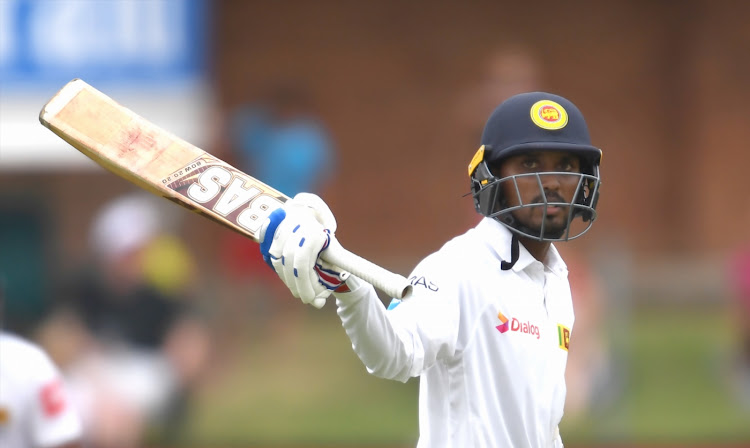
[475, 217, 568, 277]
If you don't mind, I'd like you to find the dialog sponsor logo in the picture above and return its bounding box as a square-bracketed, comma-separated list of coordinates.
[496, 311, 540, 339]
[496, 311, 510, 333]
[511, 318, 540, 339]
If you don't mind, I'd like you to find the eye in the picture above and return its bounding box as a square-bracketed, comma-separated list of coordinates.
[558, 157, 579, 172]
[521, 158, 538, 170]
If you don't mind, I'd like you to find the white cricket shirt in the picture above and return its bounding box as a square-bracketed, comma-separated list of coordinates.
[0, 332, 82, 448]
[336, 217, 574, 447]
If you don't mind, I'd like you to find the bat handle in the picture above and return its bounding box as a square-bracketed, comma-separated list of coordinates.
[322, 238, 412, 300]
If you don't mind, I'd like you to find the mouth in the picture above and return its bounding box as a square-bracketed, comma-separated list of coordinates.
[532, 195, 567, 215]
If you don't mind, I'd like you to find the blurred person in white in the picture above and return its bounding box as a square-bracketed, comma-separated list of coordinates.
[0, 330, 82, 448]
[36, 192, 211, 447]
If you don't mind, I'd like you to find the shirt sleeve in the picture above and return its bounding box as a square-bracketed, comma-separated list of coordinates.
[29, 352, 82, 448]
[334, 255, 460, 383]
[554, 426, 564, 448]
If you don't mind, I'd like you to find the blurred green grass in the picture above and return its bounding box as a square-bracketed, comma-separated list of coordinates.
[183, 307, 419, 447]
[182, 303, 750, 447]
[561, 304, 750, 446]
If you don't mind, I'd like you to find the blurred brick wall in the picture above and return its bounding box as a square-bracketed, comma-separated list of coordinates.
[211, 0, 750, 268]
[4, 0, 747, 281]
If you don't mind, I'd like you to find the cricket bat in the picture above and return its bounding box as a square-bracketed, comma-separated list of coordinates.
[39, 79, 412, 300]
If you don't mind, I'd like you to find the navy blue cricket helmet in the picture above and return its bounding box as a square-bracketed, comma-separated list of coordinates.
[468, 92, 602, 242]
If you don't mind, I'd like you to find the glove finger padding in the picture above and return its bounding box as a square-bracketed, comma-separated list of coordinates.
[293, 192, 337, 233]
[294, 192, 348, 276]
[286, 221, 329, 304]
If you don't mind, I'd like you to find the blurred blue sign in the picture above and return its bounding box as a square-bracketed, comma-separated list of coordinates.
[0, 0, 208, 87]
[0, 0, 212, 171]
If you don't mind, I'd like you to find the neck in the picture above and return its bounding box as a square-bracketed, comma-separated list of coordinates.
[518, 237, 551, 263]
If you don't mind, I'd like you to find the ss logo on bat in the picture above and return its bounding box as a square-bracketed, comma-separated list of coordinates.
[186, 166, 283, 233]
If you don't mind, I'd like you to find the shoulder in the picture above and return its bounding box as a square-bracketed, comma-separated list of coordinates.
[414, 227, 474, 267]
[405, 225, 494, 293]
[418, 221, 503, 272]
[1, 332, 46, 359]
[0, 333, 58, 380]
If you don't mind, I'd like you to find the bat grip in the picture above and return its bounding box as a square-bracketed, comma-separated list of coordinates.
[322, 238, 412, 300]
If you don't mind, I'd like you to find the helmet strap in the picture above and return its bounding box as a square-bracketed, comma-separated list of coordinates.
[501, 234, 520, 271]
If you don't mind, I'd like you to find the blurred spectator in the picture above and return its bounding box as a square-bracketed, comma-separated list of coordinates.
[229, 81, 336, 198]
[36, 192, 212, 447]
[729, 241, 750, 407]
[218, 81, 338, 334]
[0, 330, 82, 448]
[456, 44, 543, 139]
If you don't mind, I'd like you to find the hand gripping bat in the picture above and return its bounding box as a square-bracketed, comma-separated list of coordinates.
[39, 79, 412, 300]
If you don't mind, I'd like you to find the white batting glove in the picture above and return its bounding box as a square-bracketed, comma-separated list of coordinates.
[259, 193, 349, 308]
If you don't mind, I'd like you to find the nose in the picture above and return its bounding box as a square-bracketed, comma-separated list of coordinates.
[540, 173, 561, 193]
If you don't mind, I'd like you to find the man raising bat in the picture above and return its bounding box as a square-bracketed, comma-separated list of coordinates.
[39, 79, 411, 301]
[260, 92, 602, 447]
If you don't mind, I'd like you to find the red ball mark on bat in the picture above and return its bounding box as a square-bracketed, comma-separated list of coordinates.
[123, 127, 159, 156]
[122, 128, 143, 153]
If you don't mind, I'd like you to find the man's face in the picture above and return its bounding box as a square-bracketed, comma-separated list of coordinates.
[494, 151, 582, 239]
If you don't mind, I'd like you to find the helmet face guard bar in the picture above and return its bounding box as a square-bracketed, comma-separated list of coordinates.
[471, 168, 601, 242]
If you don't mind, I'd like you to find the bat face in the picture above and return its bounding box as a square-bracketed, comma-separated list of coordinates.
[39, 78, 287, 242]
